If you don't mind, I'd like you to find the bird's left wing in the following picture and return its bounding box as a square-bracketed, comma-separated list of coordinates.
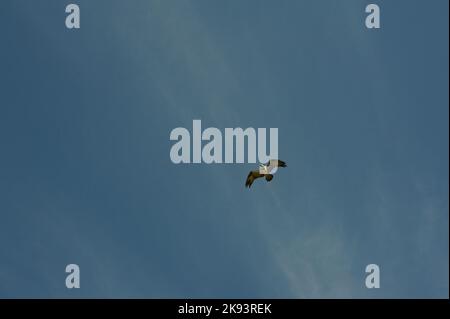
[245, 170, 263, 188]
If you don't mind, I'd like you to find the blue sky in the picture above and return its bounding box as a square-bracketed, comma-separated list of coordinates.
[0, 0, 448, 298]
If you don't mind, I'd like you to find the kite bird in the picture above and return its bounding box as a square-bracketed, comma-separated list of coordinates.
[245, 160, 287, 188]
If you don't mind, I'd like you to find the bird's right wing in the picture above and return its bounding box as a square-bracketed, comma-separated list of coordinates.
[277, 160, 287, 167]
[266, 159, 287, 173]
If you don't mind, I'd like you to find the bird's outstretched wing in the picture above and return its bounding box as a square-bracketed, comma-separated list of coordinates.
[265, 159, 287, 168]
[265, 159, 287, 173]
[245, 170, 263, 188]
[277, 160, 287, 167]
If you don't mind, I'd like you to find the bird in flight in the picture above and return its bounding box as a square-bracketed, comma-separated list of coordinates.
[245, 160, 287, 188]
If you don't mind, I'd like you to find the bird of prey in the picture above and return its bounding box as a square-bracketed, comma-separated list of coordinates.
[245, 160, 287, 188]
